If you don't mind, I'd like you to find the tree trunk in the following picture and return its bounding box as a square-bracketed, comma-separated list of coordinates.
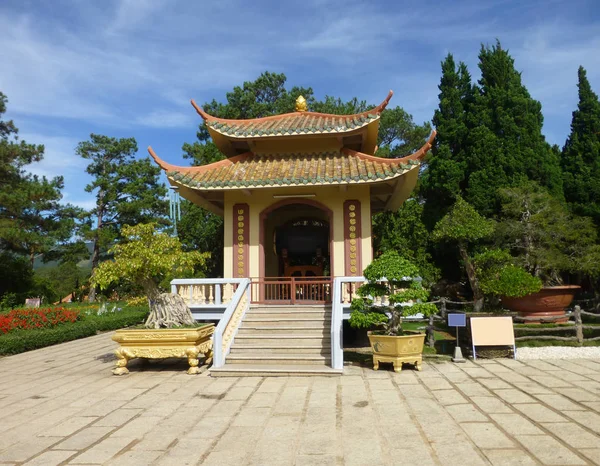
[143, 281, 195, 329]
[88, 194, 104, 303]
[87, 239, 100, 302]
[387, 307, 402, 336]
[458, 243, 484, 312]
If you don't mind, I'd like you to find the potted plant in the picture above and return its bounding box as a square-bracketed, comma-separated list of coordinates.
[490, 183, 600, 321]
[92, 223, 213, 375]
[349, 251, 438, 372]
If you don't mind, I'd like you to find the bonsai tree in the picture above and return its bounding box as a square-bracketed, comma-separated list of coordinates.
[432, 197, 495, 311]
[92, 223, 209, 328]
[473, 248, 542, 300]
[349, 251, 438, 335]
[495, 182, 600, 285]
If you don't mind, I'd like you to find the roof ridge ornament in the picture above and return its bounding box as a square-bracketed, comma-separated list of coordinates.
[295, 95, 307, 112]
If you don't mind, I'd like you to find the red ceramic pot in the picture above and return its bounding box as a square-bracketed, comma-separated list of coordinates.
[501, 286, 580, 324]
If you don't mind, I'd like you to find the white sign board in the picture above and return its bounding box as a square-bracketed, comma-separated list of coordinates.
[470, 316, 516, 360]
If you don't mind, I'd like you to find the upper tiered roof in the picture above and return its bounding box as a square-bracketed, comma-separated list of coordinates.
[191, 91, 394, 156]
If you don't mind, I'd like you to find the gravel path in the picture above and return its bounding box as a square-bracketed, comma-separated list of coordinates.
[517, 345, 600, 359]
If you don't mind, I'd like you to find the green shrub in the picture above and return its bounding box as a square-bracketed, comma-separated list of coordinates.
[0, 322, 98, 355]
[349, 251, 437, 335]
[474, 249, 542, 298]
[0, 305, 149, 355]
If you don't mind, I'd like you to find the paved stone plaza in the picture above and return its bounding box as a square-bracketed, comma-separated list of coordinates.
[0, 333, 599, 465]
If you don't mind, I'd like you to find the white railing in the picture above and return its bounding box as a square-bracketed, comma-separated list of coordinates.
[332, 276, 366, 370]
[170, 278, 247, 307]
[212, 278, 251, 368]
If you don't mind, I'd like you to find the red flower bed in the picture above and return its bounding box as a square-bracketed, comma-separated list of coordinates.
[0, 307, 80, 334]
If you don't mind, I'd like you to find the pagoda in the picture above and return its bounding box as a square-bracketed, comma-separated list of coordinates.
[149, 91, 435, 283]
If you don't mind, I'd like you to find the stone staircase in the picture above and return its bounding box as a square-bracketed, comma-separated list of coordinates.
[210, 305, 342, 376]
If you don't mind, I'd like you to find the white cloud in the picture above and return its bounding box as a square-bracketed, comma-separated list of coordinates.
[19, 133, 84, 180]
[135, 109, 194, 128]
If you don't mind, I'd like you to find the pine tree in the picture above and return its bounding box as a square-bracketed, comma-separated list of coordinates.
[421, 54, 473, 225]
[561, 66, 600, 226]
[0, 92, 82, 268]
[77, 134, 168, 301]
[465, 41, 563, 215]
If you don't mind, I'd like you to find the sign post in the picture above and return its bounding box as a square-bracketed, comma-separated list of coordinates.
[448, 313, 466, 363]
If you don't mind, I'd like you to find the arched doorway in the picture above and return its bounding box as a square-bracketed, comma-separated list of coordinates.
[258, 200, 333, 303]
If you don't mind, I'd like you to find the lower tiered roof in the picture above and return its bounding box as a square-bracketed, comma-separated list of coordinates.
[149, 131, 436, 215]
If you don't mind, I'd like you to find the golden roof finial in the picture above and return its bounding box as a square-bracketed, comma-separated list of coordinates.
[295, 95, 307, 112]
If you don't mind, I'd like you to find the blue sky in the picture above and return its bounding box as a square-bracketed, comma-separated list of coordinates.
[1, 0, 599, 210]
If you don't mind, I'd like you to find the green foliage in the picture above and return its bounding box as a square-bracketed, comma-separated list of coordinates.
[348, 306, 389, 330]
[0, 92, 84, 268]
[0, 252, 33, 307]
[495, 182, 600, 284]
[421, 54, 473, 223]
[363, 251, 420, 285]
[349, 252, 436, 335]
[76, 133, 168, 300]
[561, 66, 600, 227]
[375, 107, 432, 158]
[177, 202, 224, 277]
[372, 200, 439, 286]
[92, 223, 209, 298]
[432, 197, 494, 243]
[422, 43, 563, 221]
[483, 264, 542, 298]
[35, 262, 91, 303]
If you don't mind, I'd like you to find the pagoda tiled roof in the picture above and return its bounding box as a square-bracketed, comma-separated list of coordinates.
[148, 131, 435, 191]
[190, 91, 394, 139]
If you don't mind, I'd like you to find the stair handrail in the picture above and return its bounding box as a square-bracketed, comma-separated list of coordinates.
[332, 276, 366, 370]
[213, 278, 251, 368]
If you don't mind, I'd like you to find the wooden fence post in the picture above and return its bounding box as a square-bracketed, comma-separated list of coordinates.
[574, 305, 583, 345]
[427, 314, 435, 348]
[440, 298, 447, 320]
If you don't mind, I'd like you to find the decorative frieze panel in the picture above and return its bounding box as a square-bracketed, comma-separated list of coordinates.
[344, 200, 362, 276]
[233, 204, 249, 278]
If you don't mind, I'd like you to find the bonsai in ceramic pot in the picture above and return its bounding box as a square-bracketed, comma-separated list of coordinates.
[92, 223, 214, 374]
[349, 251, 437, 372]
[487, 183, 600, 321]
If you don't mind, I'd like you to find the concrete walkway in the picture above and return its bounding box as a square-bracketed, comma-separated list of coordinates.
[0, 333, 599, 465]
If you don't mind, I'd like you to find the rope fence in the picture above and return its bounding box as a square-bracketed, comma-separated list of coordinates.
[414, 299, 600, 348]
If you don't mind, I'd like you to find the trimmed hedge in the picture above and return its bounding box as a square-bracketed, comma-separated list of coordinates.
[0, 307, 149, 355]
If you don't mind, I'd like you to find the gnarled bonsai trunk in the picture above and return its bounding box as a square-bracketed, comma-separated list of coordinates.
[142, 281, 195, 329]
[458, 242, 484, 312]
[387, 307, 402, 336]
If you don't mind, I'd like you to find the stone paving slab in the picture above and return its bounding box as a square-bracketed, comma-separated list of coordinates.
[0, 333, 599, 465]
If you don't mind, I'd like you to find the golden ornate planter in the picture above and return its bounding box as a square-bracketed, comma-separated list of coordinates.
[111, 324, 214, 375]
[368, 332, 425, 372]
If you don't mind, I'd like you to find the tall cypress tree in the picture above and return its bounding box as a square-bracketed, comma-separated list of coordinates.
[421, 54, 473, 225]
[464, 41, 563, 215]
[561, 66, 600, 226]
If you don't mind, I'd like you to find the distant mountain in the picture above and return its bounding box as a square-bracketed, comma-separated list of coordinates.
[33, 242, 94, 270]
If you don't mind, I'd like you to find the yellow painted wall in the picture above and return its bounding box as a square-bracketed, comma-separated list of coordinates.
[222, 185, 372, 278]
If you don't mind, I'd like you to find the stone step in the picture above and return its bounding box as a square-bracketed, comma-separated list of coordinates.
[229, 345, 329, 355]
[236, 326, 330, 336]
[246, 311, 332, 319]
[241, 318, 330, 328]
[250, 305, 331, 311]
[210, 364, 342, 377]
[225, 355, 331, 365]
[233, 335, 330, 346]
